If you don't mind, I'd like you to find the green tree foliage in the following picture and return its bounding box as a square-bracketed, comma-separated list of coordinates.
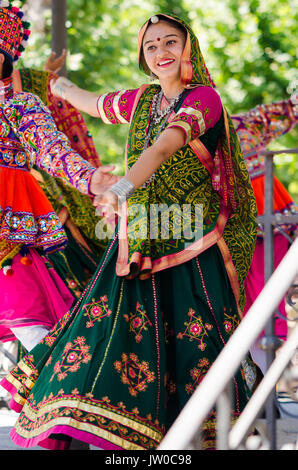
[17, 0, 297, 199]
[184, 0, 298, 200]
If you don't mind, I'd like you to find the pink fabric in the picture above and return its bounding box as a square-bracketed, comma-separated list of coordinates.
[243, 233, 289, 339]
[0, 249, 74, 343]
[96, 88, 139, 124]
[96, 86, 223, 142]
[9, 424, 124, 450]
[167, 86, 223, 144]
[0, 377, 23, 412]
[9, 427, 70, 450]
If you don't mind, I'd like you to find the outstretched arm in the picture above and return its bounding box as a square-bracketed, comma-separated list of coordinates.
[7, 93, 118, 194]
[50, 77, 99, 117]
[232, 93, 298, 153]
[50, 77, 140, 122]
[91, 126, 185, 217]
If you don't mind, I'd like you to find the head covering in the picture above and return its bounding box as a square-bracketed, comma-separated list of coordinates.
[137, 15, 257, 311]
[0, 0, 31, 62]
[138, 14, 256, 216]
[138, 14, 215, 88]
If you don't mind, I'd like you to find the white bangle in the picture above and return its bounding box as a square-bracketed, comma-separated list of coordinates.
[109, 178, 135, 202]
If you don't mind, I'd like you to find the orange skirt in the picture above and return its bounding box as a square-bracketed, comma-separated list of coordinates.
[251, 175, 296, 216]
[0, 167, 67, 252]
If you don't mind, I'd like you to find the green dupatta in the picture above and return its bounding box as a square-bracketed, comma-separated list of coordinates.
[117, 15, 257, 312]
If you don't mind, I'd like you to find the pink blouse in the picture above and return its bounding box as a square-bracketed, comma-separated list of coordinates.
[96, 85, 223, 145]
[167, 86, 222, 144]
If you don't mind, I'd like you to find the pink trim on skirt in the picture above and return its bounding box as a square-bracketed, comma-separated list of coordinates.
[0, 249, 74, 342]
[9, 424, 124, 451]
[243, 233, 289, 339]
[0, 377, 23, 412]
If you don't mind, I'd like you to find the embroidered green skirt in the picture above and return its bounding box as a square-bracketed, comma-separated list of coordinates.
[2, 231, 250, 450]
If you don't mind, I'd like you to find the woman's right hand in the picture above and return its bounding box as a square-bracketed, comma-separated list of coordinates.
[44, 49, 67, 73]
[89, 165, 119, 196]
[93, 190, 120, 218]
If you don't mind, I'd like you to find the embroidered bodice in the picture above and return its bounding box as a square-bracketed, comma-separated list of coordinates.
[0, 76, 96, 254]
[0, 76, 96, 191]
[0, 77, 29, 171]
[232, 98, 297, 180]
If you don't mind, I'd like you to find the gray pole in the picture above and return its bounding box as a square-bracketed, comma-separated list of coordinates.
[263, 152, 277, 450]
[51, 0, 67, 76]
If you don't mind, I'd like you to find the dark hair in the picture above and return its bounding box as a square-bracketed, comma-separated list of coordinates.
[150, 15, 187, 40]
[1, 54, 13, 79]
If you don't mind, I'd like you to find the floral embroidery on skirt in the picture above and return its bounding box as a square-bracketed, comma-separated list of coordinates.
[1, 233, 251, 450]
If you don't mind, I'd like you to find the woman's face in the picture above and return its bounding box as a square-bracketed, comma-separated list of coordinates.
[142, 20, 186, 85]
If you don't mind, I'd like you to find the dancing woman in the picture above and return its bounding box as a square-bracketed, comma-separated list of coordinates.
[1, 14, 257, 450]
[0, 1, 116, 351]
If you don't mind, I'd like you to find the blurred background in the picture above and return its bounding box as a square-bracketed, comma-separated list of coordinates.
[16, 0, 298, 201]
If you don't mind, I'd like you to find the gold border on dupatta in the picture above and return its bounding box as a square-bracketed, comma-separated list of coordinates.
[116, 205, 229, 277]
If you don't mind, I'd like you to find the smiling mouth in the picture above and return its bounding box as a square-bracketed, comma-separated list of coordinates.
[157, 59, 175, 67]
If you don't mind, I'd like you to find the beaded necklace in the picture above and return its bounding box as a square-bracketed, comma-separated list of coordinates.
[142, 89, 183, 187]
[144, 89, 183, 149]
[151, 89, 183, 124]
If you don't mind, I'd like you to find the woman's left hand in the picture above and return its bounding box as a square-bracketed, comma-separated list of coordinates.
[90, 165, 119, 196]
[93, 190, 120, 218]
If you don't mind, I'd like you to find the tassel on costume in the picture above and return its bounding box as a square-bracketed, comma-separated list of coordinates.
[2, 258, 13, 276]
[20, 246, 32, 266]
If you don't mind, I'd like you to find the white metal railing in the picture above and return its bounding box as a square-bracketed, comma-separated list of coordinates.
[158, 236, 298, 450]
[229, 322, 298, 449]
